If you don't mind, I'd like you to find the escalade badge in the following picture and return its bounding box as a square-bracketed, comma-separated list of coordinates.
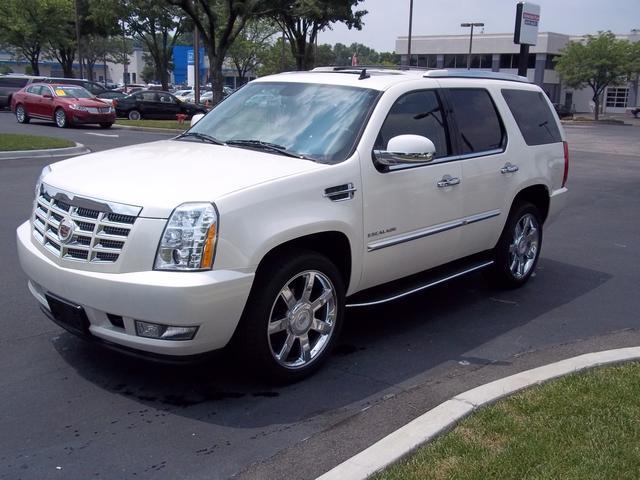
[58, 216, 77, 244]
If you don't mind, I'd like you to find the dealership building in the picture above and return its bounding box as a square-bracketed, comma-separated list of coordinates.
[395, 30, 640, 114]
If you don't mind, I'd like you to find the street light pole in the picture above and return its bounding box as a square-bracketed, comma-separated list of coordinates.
[407, 0, 414, 67]
[461, 22, 484, 69]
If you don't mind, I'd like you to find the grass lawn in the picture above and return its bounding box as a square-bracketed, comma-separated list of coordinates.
[0, 133, 75, 151]
[116, 119, 188, 130]
[375, 362, 640, 480]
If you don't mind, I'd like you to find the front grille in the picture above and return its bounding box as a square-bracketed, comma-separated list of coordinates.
[32, 186, 139, 264]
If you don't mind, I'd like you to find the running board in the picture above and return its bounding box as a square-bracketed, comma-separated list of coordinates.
[346, 253, 494, 308]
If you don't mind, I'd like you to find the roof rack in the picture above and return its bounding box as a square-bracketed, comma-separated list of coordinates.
[423, 69, 530, 83]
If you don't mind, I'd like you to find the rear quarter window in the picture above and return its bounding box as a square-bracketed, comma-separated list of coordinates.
[501, 89, 562, 145]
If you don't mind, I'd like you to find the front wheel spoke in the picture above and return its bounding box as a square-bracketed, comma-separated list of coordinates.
[301, 272, 315, 302]
[509, 254, 519, 273]
[299, 334, 311, 362]
[311, 317, 331, 335]
[278, 333, 296, 361]
[311, 289, 333, 312]
[268, 318, 287, 335]
[280, 285, 297, 309]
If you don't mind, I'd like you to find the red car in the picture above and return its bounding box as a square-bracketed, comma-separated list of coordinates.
[11, 83, 116, 128]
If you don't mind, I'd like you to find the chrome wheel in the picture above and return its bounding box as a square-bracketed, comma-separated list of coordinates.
[267, 270, 337, 369]
[509, 213, 540, 279]
[128, 110, 141, 120]
[55, 109, 66, 128]
[16, 105, 25, 123]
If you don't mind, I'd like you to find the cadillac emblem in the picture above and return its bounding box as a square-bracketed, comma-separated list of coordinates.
[58, 216, 77, 244]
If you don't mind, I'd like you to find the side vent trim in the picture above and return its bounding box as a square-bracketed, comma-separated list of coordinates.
[324, 183, 356, 202]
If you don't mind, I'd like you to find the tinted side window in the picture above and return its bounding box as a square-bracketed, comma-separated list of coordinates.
[0, 77, 29, 88]
[447, 89, 505, 154]
[26, 85, 42, 95]
[375, 90, 450, 158]
[502, 89, 562, 145]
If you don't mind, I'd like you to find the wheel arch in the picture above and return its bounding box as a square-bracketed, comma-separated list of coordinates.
[254, 230, 353, 293]
[511, 184, 550, 223]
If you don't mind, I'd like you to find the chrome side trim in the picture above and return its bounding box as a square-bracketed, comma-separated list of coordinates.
[346, 261, 494, 308]
[367, 209, 501, 252]
[41, 183, 142, 216]
[386, 148, 505, 172]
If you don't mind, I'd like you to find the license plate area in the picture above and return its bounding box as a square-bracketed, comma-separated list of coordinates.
[45, 293, 90, 336]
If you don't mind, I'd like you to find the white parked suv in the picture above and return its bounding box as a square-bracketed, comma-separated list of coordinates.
[17, 68, 568, 382]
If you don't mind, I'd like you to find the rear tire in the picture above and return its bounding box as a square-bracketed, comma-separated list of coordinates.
[99, 122, 113, 129]
[54, 108, 68, 128]
[486, 202, 543, 288]
[233, 249, 345, 384]
[128, 109, 141, 121]
[16, 104, 30, 124]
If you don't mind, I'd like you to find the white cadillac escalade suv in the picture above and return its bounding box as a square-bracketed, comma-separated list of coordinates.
[17, 68, 568, 382]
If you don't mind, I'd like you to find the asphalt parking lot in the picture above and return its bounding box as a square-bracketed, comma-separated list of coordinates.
[1, 112, 639, 480]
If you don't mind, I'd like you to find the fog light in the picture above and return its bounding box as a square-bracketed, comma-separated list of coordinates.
[134, 320, 198, 341]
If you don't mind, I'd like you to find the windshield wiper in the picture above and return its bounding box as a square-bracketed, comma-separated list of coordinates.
[175, 132, 224, 145]
[226, 139, 309, 159]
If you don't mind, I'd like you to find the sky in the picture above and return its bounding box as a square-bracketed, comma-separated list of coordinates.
[316, 0, 640, 52]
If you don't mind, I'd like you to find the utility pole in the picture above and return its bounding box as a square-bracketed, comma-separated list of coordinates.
[122, 18, 128, 86]
[406, 0, 414, 67]
[74, 0, 83, 78]
[194, 26, 200, 104]
[461, 22, 484, 69]
[281, 28, 285, 72]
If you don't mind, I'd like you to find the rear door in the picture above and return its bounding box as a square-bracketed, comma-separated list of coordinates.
[443, 86, 511, 256]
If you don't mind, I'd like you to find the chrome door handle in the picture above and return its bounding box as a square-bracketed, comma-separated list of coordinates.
[500, 163, 519, 174]
[437, 175, 461, 188]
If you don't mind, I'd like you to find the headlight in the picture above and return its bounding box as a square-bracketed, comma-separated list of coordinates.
[33, 165, 51, 211]
[154, 202, 218, 271]
[70, 104, 88, 111]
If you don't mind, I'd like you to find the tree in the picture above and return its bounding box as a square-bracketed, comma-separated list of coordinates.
[44, 0, 77, 77]
[555, 31, 638, 120]
[227, 19, 279, 83]
[168, 0, 270, 103]
[125, 0, 187, 90]
[257, 37, 296, 76]
[0, 0, 63, 75]
[270, 0, 367, 71]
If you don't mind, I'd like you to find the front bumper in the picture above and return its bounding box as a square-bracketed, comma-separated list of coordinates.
[70, 111, 116, 124]
[17, 221, 254, 356]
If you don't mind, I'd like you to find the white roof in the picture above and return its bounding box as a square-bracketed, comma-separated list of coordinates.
[252, 68, 530, 91]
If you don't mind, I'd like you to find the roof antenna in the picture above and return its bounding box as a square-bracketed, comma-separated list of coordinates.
[359, 68, 370, 80]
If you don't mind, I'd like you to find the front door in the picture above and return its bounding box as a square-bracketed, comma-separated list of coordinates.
[360, 89, 464, 290]
[39, 85, 55, 118]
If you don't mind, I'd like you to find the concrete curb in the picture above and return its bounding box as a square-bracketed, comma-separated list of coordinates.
[113, 124, 185, 134]
[0, 142, 90, 160]
[317, 346, 640, 480]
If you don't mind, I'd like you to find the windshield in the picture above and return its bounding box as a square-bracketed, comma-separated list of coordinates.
[53, 86, 94, 99]
[189, 81, 380, 163]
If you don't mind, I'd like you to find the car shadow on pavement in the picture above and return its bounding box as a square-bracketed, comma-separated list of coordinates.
[51, 257, 611, 428]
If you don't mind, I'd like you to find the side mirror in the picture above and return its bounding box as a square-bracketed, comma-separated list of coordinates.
[374, 134, 436, 166]
[190, 113, 205, 127]
[42, 93, 53, 99]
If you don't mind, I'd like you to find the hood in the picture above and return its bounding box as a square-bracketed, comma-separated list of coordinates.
[59, 97, 109, 108]
[43, 140, 323, 218]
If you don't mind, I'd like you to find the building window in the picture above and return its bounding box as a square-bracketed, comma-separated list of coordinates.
[545, 54, 559, 70]
[499, 53, 536, 69]
[414, 55, 437, 68]
[606, 87, 628, 108]
[444, 54, 456, 68]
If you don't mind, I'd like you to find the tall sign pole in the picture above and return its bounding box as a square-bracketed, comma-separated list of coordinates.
[406, 0, 414, 67]
[514, 2, 540, 77]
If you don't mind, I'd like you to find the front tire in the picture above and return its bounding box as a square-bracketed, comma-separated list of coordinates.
[487, 202, 543, 288]
[234, 250, 345, 383]
[99, 122, 113, 129]
[54, 108, 68, 128]
[16, 104, 30, 124]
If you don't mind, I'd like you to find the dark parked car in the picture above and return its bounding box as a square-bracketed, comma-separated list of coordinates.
[115, 90, 207, 120]
[553, 103, 573, 119]
[42, 77, 110, 96]
[0, 75, 44, 109]
[11, 83, 115, 128]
